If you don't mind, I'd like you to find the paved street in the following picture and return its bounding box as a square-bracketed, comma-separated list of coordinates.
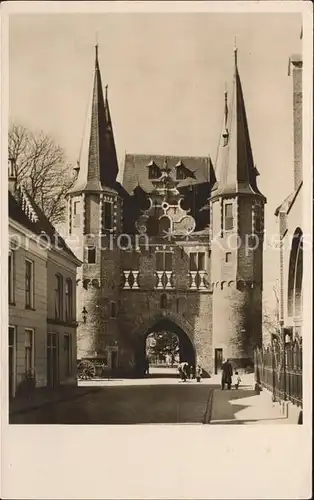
[10, 369, 296, 425]
[10, 368, 214, 425]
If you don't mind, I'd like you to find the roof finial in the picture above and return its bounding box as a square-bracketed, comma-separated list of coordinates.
[95, 32, 99, 66]
[234, 36, 238, 69]
[224, 83, 228, 127]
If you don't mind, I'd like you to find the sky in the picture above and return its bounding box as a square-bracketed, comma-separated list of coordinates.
[9, 12, 302, 308]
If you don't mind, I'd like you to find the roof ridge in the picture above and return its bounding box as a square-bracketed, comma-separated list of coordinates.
[125, 153, 211, 161]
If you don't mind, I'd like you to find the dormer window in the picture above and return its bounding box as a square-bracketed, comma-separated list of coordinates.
[176, 166, 186, 180]
[175, 161, 195, 180]
[147, 161, 161, 180]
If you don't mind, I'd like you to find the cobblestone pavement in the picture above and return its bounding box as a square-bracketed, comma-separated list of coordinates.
[10, 377, 214, 425]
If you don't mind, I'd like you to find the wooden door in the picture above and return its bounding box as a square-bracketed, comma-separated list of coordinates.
[214, 348, 223, 374]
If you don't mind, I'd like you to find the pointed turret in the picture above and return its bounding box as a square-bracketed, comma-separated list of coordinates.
[69, 45, 119, 194]
[211, 48, 265, 201]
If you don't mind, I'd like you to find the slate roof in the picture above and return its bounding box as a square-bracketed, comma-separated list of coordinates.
[9, 187, 81, 263]
[274, 182, 303, 217]
[68, 45, 119, 195]
[211, 49, 266, 202]
[122, 154, 214, 195]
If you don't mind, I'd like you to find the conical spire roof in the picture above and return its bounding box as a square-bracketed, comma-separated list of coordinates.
[69, 45, 119, 194]
[211, 48, 265, 201]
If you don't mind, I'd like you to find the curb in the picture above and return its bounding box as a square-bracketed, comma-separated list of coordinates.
[203, 387, 214, 424]
[9, 386, 103, 417]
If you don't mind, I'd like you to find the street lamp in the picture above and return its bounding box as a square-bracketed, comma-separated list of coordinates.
[82, 307, 88, 324]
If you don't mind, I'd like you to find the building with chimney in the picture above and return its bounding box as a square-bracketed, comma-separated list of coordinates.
[275, 36, 303, 341]
[8, 161, 81, 398]
[67, 45, 266, 377]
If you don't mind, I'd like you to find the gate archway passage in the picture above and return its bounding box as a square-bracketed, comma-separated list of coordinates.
[135, 318, 196, 378]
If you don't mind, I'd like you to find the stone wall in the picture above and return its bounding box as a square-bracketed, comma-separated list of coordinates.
[211, 282, 262, 369]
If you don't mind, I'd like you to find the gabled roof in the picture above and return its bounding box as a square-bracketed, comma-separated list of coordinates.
[122, 154, 214, 195]
[68, 45, 119, 195]
[9, 187, 81, 264]
[274, 182, 303, 217]
[211, 48, 266, 202]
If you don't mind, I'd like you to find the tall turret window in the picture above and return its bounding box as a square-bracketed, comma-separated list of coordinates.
[224, 203, 234, 231]
[254, 204, 262, 233]
[73, 200, 80, 227]
[87, 246, 96, 264]
[103, 201, 113, 230]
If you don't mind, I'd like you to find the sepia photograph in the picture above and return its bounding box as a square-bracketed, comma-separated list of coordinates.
[1, 2, 312, 498]
[6, 9, 306, 426]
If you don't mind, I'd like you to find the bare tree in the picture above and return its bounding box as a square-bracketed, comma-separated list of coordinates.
[9, 123, 75, 224]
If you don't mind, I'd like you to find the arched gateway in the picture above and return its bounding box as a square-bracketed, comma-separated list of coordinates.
[132, 314, 196, 377]
[68, 46, 266, 378]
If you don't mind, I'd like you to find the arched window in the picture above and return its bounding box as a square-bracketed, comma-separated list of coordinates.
[160, 293, 167, 309]
[159, 216, 171, 236]
[287, 228, 303, 318]
[65, 278, 73, 322]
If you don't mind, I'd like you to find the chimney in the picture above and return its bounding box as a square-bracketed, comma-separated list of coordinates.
[8, 158, 17, 194]
[289, 55, 303, 190]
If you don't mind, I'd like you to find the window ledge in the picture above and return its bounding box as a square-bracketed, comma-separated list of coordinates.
[25, 306, 36, 311]
[48, 318, 78, 327]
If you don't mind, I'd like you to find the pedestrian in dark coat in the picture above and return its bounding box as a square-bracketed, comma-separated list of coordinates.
[195, 364, 202, 382]
[221, 359, 233, 390]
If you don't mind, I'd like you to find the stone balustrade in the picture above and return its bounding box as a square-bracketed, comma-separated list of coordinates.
[122, 270, 139, 290]
[155, 271, 174, 289]
[122, 270, 208, 290]
[189, 271, 208, 290]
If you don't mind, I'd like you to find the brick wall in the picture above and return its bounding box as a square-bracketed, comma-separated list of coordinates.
[212, 282, 262, 368]
[118, 243, 213, 374]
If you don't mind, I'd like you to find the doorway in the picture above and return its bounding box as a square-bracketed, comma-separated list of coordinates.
[214, 348, 223, 374]
[111, 350, 118, 370]
[8, 326, 16, 398]
[47, 332, 59, 388]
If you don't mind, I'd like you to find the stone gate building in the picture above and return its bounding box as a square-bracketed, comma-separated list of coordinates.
[65, 45, 266, 377]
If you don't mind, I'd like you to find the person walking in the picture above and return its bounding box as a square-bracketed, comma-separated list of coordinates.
[178, 361, 188, 382]
[195, 364, 202, 383]
[221, 358, 233, 390]
[234, 371, 241, 389]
